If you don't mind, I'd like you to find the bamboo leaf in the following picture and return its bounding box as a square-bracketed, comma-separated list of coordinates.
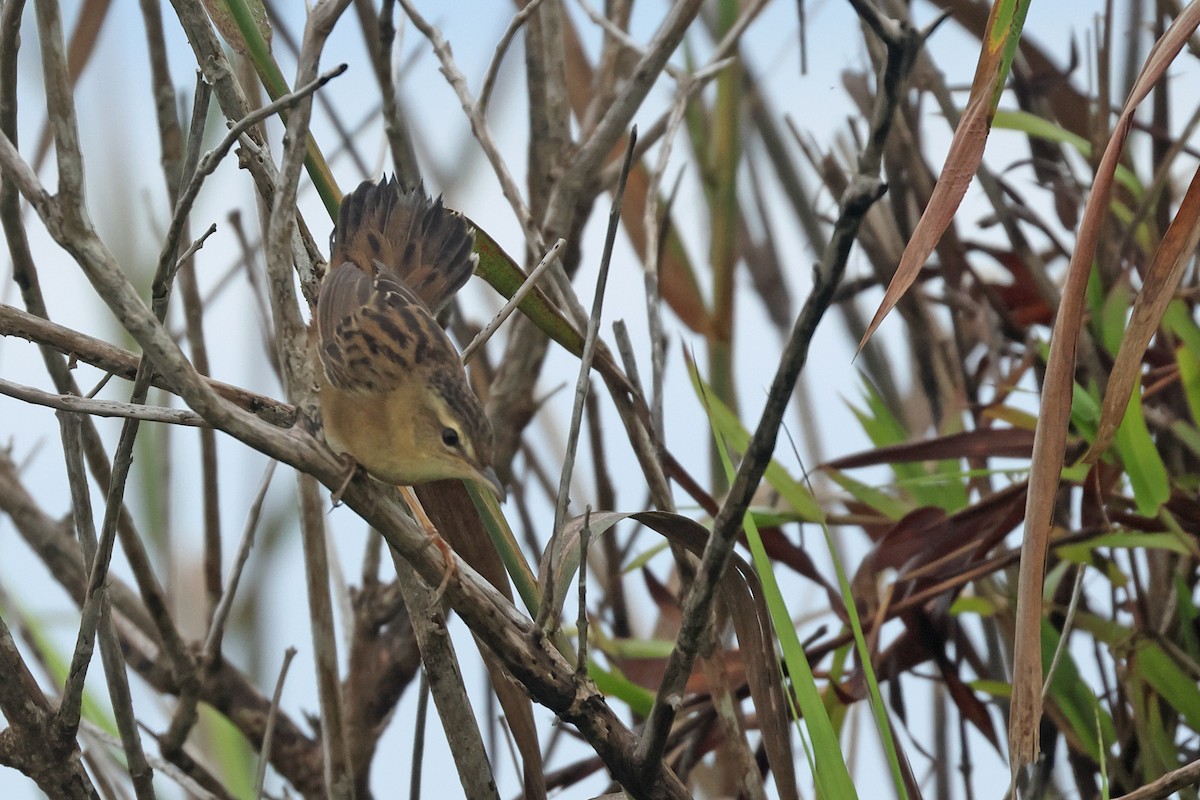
[1089, 162, 1200, 459]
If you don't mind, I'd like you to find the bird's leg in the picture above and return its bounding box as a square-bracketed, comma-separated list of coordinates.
[424, 536, 457, 604]
[398, 485, 458, 603]
[330, 453, 359, 507]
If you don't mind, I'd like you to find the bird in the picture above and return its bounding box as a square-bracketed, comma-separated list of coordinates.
[311, 176, 504, 504]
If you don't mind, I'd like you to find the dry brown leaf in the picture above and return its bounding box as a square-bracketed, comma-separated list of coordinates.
[822, 427, 1036, 470]
[1009, 1, 1200, 773]
[1087, 162, 1200, 459]
[858, 0, 1031, 348]
[545, 510, 798, 800]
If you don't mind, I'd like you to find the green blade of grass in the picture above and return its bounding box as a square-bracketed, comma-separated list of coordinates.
[691, 363, 871, 800]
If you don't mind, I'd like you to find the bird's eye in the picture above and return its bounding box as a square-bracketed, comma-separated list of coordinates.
[441, 428, 460, 447]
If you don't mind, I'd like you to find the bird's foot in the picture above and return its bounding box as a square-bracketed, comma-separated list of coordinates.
[330, 453, 359, 507]
[399, 485, 458, 605]
[426, 534, 459, 606]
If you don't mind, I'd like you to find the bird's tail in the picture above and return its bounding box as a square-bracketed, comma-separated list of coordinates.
[330, 176, 477, 313]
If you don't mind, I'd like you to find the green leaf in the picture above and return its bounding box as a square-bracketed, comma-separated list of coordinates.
[1110, 379, 1170, 516]
[621, 539, 670, 573]
[986, 0, 1032, 110]
[993, 110, 1143, 197]
[1099, 280, 1133, 357]
[1133, 640, 1200, 732]
[685, 364, 824, 522]
[1171, 420, 1200, 461]
[202, 706, 257, 797]
[849, 376, 968, 511]
[748, 507, 815, 527]
[468, 484, 540, 615]
[587, 660, 655, 717]
[849, 375, 908, 446]
[1175, 574, 1200, 662]
[1164, 301, 1200, 424]
[969, 679, 1013, 698]
[1097, 699, 1111, 800]
[1041, 621, 1116, 761]
[694, 364, 872, 800]
[600, 638, 676, 660]
[1163, 298, 1200, 353]
[1056, 530, 1193, 560]
[950, 595, 999, 616]
[1070, 380, 1101, 444]
[1175, 348, 1200, 428]
[825, 469, 912, 521]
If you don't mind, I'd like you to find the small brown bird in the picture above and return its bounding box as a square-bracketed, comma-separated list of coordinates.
[312, 176, 503, 501]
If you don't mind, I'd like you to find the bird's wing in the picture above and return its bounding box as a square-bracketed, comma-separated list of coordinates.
[331, 176, 478, 315]
[315, 261, 451, 394]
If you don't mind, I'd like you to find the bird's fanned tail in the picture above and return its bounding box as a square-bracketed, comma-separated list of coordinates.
[330, 175, 477, 314]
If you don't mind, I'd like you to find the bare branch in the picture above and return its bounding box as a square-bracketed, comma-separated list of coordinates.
[634, 7, 926, 771]
[0, 379, 207, 426]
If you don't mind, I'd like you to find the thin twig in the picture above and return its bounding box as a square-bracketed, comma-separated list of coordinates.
[573, 0, 689, 82]
[31, 2, 206, 765]
[54, 411, 156, 799]
[262, 6, 357, 796]
[53, 413, 103, 738]
[575, 506, 591, 675]
[255, 647, 298, 800]
[270, 0, 371, 177]
[539, 130, 637, 632]
[356, 0, 420, 182]
[641, 78, 690, 452]
[0, 25, 689, 789]
[595, 56, 737, 190]
[604, 320, 680, 510]
[170, 222, 218, 280]
[1112, 757, 1200, 800]
[388, 547, 501, 800]
[398, 0, 539, 249]
[1, 379, 208, 426]
[298, 472, 351, 796]
[81, 719, 222, 800]
[0, 303, 295, 426]
[1042, 565, 1087, 701]
[84, 371, 115, 399]
[710, 0, 772, 64]
[460, 238, 564, 364]
[159, 63, 346, 284]
[225, 210, 278, 352]
[181, 72, 213, 189]
[203, 460, 279, 662]
[549, 0, 702, 215]
[611, 320, 646, 402]
[411, 670, 430, 800]
[0, 445, 327, 794]
[633, 7, 927, 774]
[479, 0, 550, 115]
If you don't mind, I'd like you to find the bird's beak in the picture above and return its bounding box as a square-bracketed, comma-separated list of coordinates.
[476, 466, 507, 502]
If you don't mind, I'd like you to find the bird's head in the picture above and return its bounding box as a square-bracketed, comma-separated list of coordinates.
[407, 370, 504, 500]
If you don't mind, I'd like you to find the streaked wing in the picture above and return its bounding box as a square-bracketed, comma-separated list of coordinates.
[316, 261, 449, 394]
